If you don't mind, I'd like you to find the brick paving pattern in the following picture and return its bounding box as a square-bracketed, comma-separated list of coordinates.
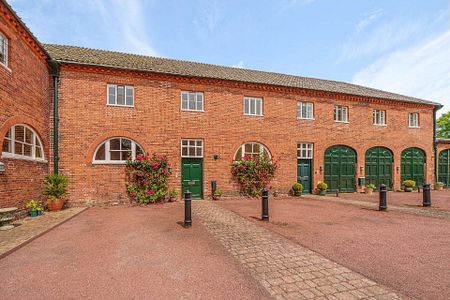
[194, 201, 400, 300]
[0, 207, 86, 257]
[304, 195, 450, 220]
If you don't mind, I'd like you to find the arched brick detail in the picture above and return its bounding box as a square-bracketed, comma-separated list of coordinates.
[85, 132, 151, 165]
[0, 116, 48, 158]
[232, 141, 274, 161]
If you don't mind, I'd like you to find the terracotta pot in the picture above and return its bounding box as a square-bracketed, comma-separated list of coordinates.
[212, 195, 221, 200]
[435, 185, 444, 190]
[48, 198, 65, 211]
[365, 188, 373, 195]
[293, 191, 302, 196]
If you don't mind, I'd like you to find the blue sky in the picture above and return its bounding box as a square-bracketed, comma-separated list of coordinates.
[9, 0, 450, 114]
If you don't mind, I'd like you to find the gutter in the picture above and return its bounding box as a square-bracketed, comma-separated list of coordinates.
[48, 60, 60, 174]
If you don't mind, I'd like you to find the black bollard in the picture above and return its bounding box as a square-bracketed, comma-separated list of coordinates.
[184, 191, 192, 227]
[261, 188, 269, 221]
[379, 184, 387, 211]
[423, 183, 431, 207]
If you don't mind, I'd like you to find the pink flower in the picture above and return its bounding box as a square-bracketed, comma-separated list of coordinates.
[137, 154, 144, 161]
[147, 190, 155, 195]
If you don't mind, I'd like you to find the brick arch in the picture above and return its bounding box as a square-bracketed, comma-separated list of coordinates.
[0, 116, 48, 156]
[85, 132, 150, 165]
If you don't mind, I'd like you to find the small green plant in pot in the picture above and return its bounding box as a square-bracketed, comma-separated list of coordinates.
[25, 199, 38, 217]
[317, 182, 328, 195]
[435, 182, 444, 190]
[168, 189, 178, 202]
[213, 189, 223, 200]
[365, 183, 376, 195]
[403, 180, 416, 192]
[292, 183, 303, 196]
[43, 174, 68, 212]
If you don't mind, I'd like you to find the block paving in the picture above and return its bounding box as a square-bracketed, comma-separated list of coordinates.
[194, 201, 400, 300]
[0, 207, 86, 257]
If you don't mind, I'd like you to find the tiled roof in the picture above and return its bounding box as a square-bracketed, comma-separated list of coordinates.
[43, 44, 441, 107]
[436, 138, 450, 144]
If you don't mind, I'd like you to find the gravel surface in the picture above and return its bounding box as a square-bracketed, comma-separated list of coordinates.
[217, 197, 450, 300]
[0, 204, 270, 300]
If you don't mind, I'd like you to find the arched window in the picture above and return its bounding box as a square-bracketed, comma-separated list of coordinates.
[93, 137, 144, 164]
[2, 124, 45, 161]
[234, 142, 271, 160]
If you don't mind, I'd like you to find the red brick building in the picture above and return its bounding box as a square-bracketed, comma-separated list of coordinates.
[0, 0, 445, 208]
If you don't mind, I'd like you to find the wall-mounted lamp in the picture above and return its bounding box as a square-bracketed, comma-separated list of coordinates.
[396, 166, 400, 174]
[359, 166, 364, 174]
[213, 155, 220, 160]
[0, 161, 5, 173]
[319, 166, 323, 174]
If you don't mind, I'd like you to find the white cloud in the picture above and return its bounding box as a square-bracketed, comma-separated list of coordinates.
[354, 9, 384, 36]
[278, 0, 316, 14]
[232, 60, 245, 68]
[352, 30, 450, 114]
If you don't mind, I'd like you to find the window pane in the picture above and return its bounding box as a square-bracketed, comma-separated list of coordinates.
[245, 143, 252, 153]
[126, 87, 134, 106]
[253, 143, 260, 153]
[188, 93, 195, 110]
[189, 147, 195, 157]
[24, 144, 32, 157]
[250, 99, 255, 114]
[136, 145, 144, 156]
[0, 34, 6, 65]
[25, 128, 33, 144]
[117, 86, 125, 105]
[35, 146, 42, 158]
[15, 126, 24, 142]
[244, 98, 249, 114]
[256, 99, 261, 115]
[108, 86, 116, 104]
[196, 147, 203, 157]
[121, 150, 132, 161]
[235, 148, 242, 160]
[196, 93, 203, 110]
[182, 92, 188, 110]
[121, 139, 131, 151]
[110, 139, 121, 150]
[15, 141, 23, 155]
[182, 140, 188, 146]
[95, 144, 106, 160]
[182, 147, 188, 157]
[2, 139, 10, 153]
[189, 140, 195, 147]
[110, 151, 121, 160]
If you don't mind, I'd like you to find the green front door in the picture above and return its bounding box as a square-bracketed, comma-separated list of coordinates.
[365, 147, 393, 189]
[181, 158, 203, 199]
[324, 146, 356, 192]
[438, 150, 450, 187]
[401, 148, 425, 187]
[297, 159, 312, 193]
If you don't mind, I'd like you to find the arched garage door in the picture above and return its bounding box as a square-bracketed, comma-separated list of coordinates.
[438, 149, 450, 187]
[324, 146, 356, 192]
[401, 148, 425, 187]
[365, 147, 393, 189]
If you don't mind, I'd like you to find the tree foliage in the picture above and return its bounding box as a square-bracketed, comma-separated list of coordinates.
[437, 111, 450, 139]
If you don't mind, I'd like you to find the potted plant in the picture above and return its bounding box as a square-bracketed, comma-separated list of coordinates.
[25, 199, 38, 217]
[365, 183, 376, 195]
[292, 183, 303, 196]
[43, 174, 68, 212]
[168, 189, 178, 202]
[435, 182, 444, 190]
[403, 180, 416, 192]
[213, 189, 223, 200]
[317, 182, 328, 196]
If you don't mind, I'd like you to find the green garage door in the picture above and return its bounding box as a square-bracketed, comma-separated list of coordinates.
[365, 147, 393, 189]
[438, 150, 450, 187]
[324, 146, 356, 192]
[401, 148, 425, 187]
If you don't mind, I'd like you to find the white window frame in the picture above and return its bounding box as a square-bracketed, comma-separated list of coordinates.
[297, 143, 313, 159]
[181, 91, 204, 112]
[244, 97, 263, 116]
[408, 113, 419, 128]
[234, 142, 271, 160]
[334, 105, 349, 123]
[373, 110, 386, 126]
[92, 137, 143, 164]
[107, 84, 134, 107]
[181, 139, 204, 158]
[0, 32, 8, 68]
[297, 102, 314, 120]
[1, 124, 45, 162]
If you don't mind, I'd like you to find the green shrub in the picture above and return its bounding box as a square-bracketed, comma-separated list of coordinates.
[403, 180, 416, 188]
[365, 183, 376, 190]
[214, 189, 223, 196]
[435, 182, 444, 187]
[317, 182, 328, 191]
[43, 174, 68, 200]
[292, 183, 303, 192]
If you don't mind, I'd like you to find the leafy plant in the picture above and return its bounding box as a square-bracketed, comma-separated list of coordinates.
[25, 199, 38, 211]
[231, 155, 278, 197]
[437, 111, 450, 138]
[292, 183, 303, 192]
[365, 183, 376, 190]
[214, 189, 223, 196]
[403, 180, 416, 188]
[435, 182, 444, 187]
[169, 189, 178, 197]
[126, 153, 172, 204]
[317, 182, 328, 191]
[43, 174, 68, 200]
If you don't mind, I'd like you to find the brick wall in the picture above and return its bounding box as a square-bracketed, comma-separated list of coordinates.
[57, 65, 435, 205]
[0, 4, 51, 208]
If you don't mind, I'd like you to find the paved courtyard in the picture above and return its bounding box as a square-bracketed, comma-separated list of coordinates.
[217, 196, 450, 300]
[0, 204, 268, 300]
